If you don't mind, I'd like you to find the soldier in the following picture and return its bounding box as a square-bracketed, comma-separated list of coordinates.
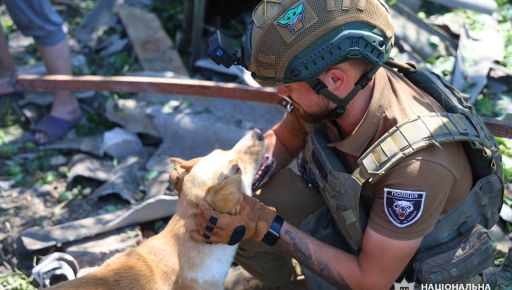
[175, 0, 503, 288]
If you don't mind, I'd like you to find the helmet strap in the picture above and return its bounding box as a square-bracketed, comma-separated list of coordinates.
[308, 67, 378, 120]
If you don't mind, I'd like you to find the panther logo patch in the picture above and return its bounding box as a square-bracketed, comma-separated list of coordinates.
[384, 188, 426, 228]
[393, 200, 414, 219]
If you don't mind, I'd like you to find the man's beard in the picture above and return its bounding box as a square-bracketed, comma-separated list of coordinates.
[296, 101, 334, 124]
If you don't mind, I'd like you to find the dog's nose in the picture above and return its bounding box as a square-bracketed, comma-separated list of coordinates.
[252, 128, 263, 141]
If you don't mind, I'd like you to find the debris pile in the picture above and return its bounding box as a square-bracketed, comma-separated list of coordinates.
[0, 0, 510, 289]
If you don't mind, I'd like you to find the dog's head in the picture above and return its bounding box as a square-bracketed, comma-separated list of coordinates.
[170, 129, 266, 215]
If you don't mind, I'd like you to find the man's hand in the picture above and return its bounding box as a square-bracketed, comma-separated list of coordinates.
[190, 194, 277, 245]
[169, 157, 202, 194]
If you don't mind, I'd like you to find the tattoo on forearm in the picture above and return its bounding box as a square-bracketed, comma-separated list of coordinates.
[280, 229, 346, 288]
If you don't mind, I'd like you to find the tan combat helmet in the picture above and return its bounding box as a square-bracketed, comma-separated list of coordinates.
[244, 0, 395, 119]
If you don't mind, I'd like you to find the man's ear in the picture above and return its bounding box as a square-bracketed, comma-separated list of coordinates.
[205, 174, 244, 215]
[321, 68, 346, 93]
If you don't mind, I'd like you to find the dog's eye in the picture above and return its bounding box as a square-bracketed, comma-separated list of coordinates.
[233, 164, 241, 174]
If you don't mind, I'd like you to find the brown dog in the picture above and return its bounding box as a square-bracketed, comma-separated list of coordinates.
[50, 129, 266, 290]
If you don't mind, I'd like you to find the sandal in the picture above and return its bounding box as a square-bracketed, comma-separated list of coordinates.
[32, 113, 83, 145]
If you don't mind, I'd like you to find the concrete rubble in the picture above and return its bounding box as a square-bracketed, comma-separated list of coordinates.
[102, 127, 143, 158]
[64, 226, 143, 273]
[452, 19, 505, 103]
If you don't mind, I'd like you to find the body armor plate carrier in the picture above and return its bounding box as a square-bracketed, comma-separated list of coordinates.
[299, 61, 504, 283]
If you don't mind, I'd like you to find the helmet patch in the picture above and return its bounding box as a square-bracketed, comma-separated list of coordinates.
[384, 188, 426, 228]
[276, 2, 305, 33]
[274, 1, 317, 43]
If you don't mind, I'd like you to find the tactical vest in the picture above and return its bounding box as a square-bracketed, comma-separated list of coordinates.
[299, 61, 504, 283]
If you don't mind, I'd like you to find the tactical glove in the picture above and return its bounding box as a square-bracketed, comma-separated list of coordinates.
[190, 194, 277, 245]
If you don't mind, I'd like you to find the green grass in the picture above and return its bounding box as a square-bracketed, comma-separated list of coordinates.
[0, 270, 36, 290]
[496, 137, 512, 184]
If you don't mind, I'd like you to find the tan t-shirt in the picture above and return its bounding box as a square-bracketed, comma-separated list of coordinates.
[281, 67, 473, 240]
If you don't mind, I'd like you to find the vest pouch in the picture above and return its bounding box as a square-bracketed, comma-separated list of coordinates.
[413, 224, 494, 284]
[420, 173, 503, 249]
[302, 130, 367, 252]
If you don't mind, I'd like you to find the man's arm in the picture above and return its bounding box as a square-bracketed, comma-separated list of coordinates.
[193, 192, 422, 289]
[276, 222, 422, 290]
[264, 111, 308, 173]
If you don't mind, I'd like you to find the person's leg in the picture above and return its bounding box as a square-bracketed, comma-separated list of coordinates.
[0, 26, 15, 77]
[234, 168, 325, 287]
[38, 39, 81, 122]
[5, 0, 81, 144]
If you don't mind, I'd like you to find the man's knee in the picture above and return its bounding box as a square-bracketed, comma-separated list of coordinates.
[235, 240, 296, 287]
[254, 167, 324, 227]
[4, 0, 66, 47]
[233, 168, 324, 287]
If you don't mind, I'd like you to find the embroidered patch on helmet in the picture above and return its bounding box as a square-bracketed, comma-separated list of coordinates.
[384, 188, 426, 228]
[276, 2, 305, 33]
[274, 1, 317, 43]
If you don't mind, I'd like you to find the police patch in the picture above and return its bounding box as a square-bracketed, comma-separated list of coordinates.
[384, 188, 426, 228]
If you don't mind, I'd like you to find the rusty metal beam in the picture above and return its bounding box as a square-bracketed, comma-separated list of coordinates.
[483, 118, 512, 140]
[2, 74, 512, 139]
[1, 74, 280, 105]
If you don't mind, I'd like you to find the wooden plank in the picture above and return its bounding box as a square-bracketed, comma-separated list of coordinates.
[178, 0, 194, 56]
[11, 74, 280, 105]
[74, 0, 120, 48]
[427, 0, 497, 15]
[190, 0, 206, 67]
[117, 5, 188, 76]
[391, 3, 457, 58]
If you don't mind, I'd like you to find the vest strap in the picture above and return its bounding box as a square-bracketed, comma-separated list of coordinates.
[353, 112, 483, 184]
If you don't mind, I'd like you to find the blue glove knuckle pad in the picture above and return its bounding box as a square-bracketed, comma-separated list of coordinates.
[228, 225, 246, 245]
[205, 225, 214, 233]
[209, 216, 218, 225]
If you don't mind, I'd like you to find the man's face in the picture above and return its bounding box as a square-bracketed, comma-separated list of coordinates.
[277, 81, 335, 123]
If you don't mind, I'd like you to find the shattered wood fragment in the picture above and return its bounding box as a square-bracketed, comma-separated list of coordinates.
[390, 3, 457, 58]
[44, 135, 104, 157]
[64, 227, 142, 271]
[67, 154, 115, 183]
[427, 0, 497, 15]
[19, 195, 178, 252]
[489, 63, 512, 84]
[92, 149, 153, 204]
[117, 5, 188, 76]
[452, 20, 504, 103]
[74, 0, 123, 48]
[105, 98, 161, 138]
[190, 0, 206, 67]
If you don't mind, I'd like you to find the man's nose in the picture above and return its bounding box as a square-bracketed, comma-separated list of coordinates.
[277, 84, 290, 97]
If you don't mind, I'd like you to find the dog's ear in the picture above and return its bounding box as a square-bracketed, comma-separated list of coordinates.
[205, 174, 244, 215]
[169, 157, 202, 196]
